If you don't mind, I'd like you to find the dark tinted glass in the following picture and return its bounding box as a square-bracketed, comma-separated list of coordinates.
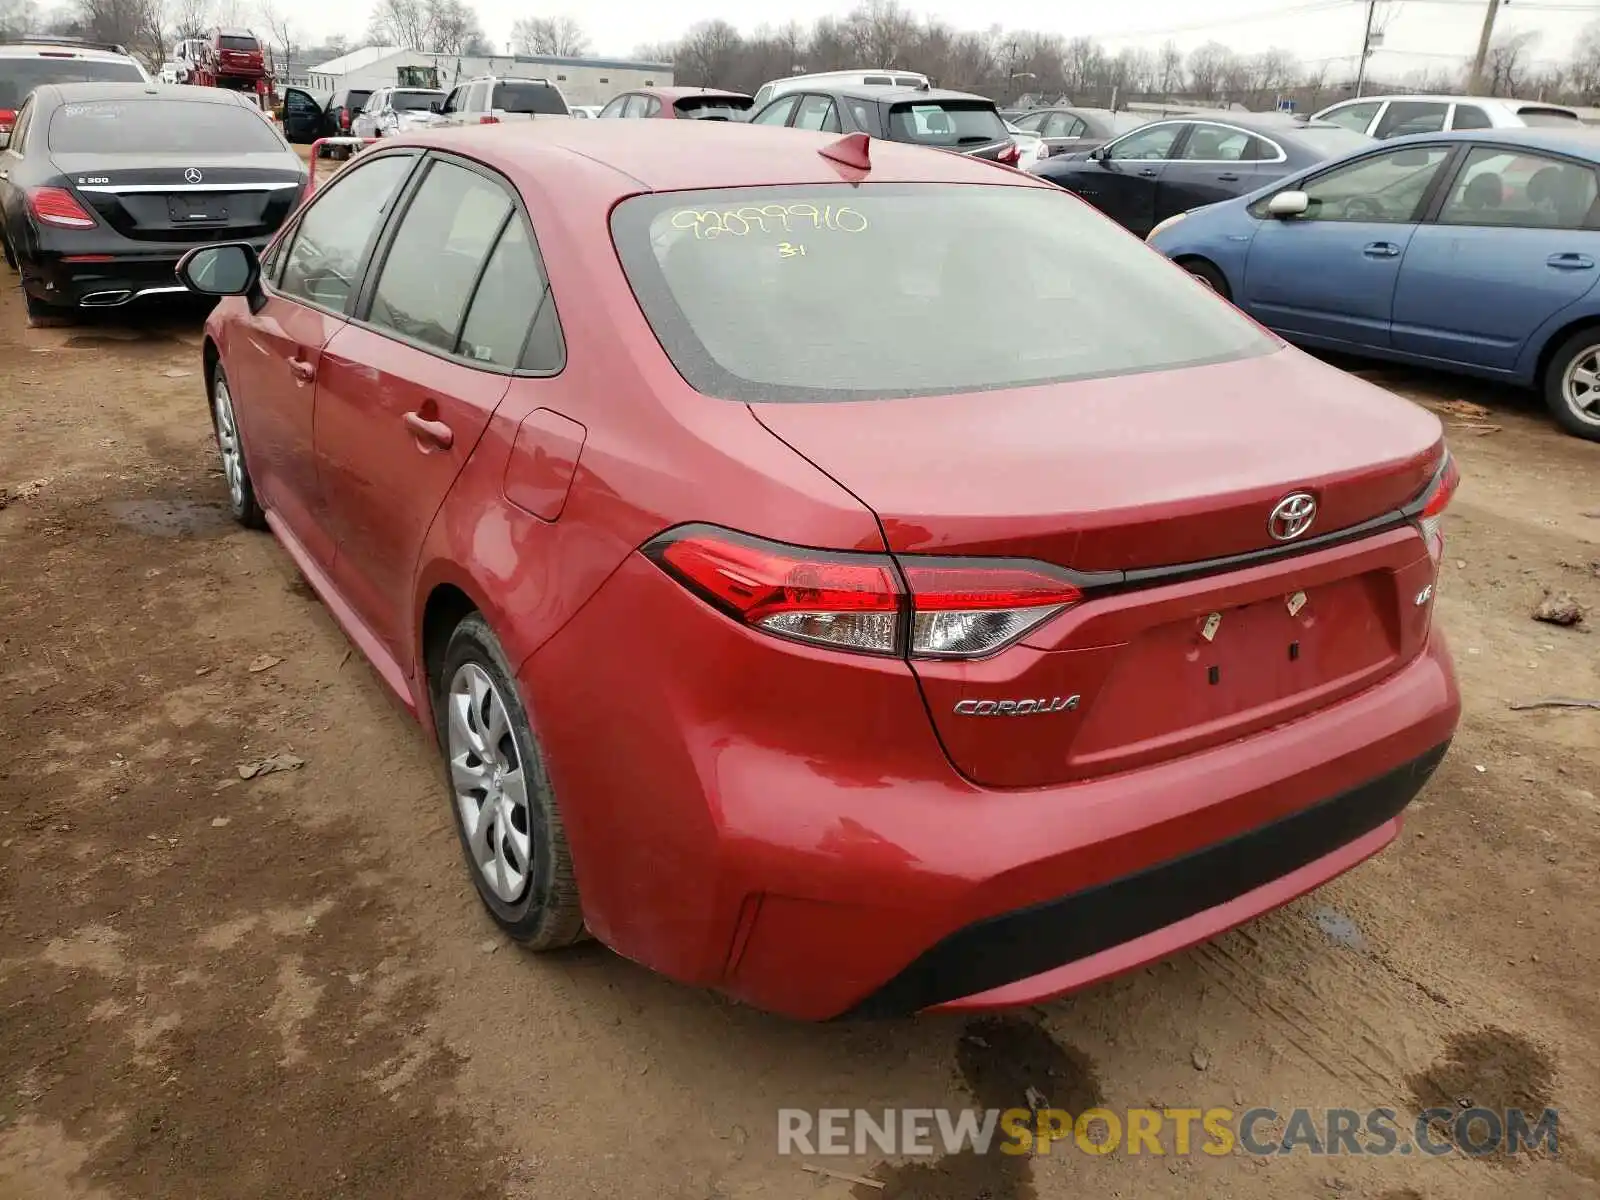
[493, 82, 566, 114]
[458, 219, 550, 369]
[279, 154, 413, 310]
[612, 184, 1275, 403]
[0, 58, 143, 108]
[392, 90, 441, 111]
[48, 98, 283, 153]
[219, 36, 258, 51]
[675, 95, 753, 119]
[886, 100, 1006, 147]
[1452, 105, 1492, 131]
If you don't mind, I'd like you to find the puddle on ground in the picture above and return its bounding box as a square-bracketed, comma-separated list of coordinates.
[1311, 905, 1368, 951]
[1406, 1026, 1558, 1164]
[107, 499, 232, 538]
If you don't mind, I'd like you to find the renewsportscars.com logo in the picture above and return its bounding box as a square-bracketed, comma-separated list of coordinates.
[777, 1106, 1560, 1158]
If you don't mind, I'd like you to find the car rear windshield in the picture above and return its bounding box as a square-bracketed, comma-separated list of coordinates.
[887, 100, 1007, 148]
[674, 95, 752, 120]
[49, 98, 283, 153]
[393, 90, 440, 111]
[1518, 107, 1580, 126]
[0, 57, 144, 107]
[219, 35, 258, 51]
[493, 82, 565, 114]
[612, 184, 1276, 403]
[344, 90, 372, 109]
[1291, 125, 1375, 158]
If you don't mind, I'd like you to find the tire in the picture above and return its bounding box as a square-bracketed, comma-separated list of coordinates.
[23, 288, 73, 327]
[210, 363, 267, 528]
[1541, 327, 1600, 441]
[436, 612, 586, 950]
[1181, 259, 1231, 301]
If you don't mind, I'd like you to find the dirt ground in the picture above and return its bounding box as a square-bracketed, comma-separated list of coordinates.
[1, 277, 1597, 1200]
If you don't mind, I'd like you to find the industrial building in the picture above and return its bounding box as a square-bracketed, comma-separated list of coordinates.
[304, 45, 674, 106]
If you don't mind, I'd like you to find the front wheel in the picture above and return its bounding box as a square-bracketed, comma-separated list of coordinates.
[437, 612, 586, 950]
[1542, 328, 1600, 441]
[211, 364, 266, 527]
[1181, 259, 1231, 301]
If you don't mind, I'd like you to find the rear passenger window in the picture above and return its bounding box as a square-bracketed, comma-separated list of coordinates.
[1375, 100, 1448, 138]
[278, 153, 414, 312]
[1452, 105, 1492, 131]
[458, 219, 560, 370]
[368, 160, 511, 354]
[1438, 147, 1599, 230]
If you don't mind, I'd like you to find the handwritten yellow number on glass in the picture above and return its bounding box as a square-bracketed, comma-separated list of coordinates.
[778, 243, 806, 258]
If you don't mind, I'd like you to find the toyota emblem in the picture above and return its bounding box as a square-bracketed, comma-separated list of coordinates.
[184, 167, 204, 184]
[1268, 492, 1317, 542]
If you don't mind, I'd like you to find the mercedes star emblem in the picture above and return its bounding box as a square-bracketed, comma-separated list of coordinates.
[184, 167, 204, 184]
[1268, 492, 1317, 542]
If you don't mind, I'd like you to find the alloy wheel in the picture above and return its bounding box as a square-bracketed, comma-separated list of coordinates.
[1561, 346, 1600, 429]
[213, 377, 245, 510]
[447, 662, 532, 904]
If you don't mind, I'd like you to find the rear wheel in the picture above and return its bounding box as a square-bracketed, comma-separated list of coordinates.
[1181, 259, 1231, 301]
[437, 612, 586, 950]
[1543, 328, 1600, 442]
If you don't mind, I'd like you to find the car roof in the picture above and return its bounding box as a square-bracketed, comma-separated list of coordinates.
[828, 85, 987, 104]
[217, 26, 255, 36]
[637, 87, 750, 101]
[0, 41, 134, 61]
[396, 119, 1042, 198]
[1321, 93, 1575, 112]
[1380, 125, 1600, 157]
[41, 81, 245, 104]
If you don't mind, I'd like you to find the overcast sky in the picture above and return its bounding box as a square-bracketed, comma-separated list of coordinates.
[301, 0, 1598, 78]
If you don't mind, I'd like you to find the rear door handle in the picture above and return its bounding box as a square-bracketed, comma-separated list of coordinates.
[1216, 172, 1241, 182]
[288, 356, 315, 382]
[1362, 242, 1401, 258]
[1138, 167, 1159, 178]
[1547, 252, 1595, 270]
[404, 411, 454, 449]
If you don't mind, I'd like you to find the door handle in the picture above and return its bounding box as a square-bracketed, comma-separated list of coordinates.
[1547, 252, 1595, 270]
[1216, 172, 1241, 182]
[1138, 167, 1158, 178]
[404, 411, 454, 449]
[1362, 242, 1400, 258]
[288, 357, 315, 383]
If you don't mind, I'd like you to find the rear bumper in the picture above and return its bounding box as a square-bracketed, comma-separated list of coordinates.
[520, 553, 1461, 1021]
[23, 236, 275, 308]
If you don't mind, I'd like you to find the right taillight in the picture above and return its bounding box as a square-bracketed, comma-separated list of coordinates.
[0, 108, 16, 135]
[28, 187, 96, 229]
[645, 525, 1081, 660]
[479, 114, 500, 124]
[1413, 449, 1460, 562]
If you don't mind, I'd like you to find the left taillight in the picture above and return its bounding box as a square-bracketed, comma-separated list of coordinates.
[28, 187, 96, 230]
[644, 525, 1082, 660]
[1413, 449, 1461, 563]
[0, 109, 16, 136]
[996, 141, 1021, 167]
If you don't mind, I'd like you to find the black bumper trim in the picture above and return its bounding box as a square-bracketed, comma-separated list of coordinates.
[842, 741, 1451, 1018]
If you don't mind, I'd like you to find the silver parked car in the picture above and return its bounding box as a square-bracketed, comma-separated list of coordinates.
[351, 86, 446, 138]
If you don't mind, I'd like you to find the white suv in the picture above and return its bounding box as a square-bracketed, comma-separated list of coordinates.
[751, 69, 929, 112]
[437, 75, 570, 126]
[1, 37, 148, 142]
[1310, 94, 1579, 139]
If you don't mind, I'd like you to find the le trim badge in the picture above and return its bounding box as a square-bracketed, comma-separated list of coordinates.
[1287, 591, 1307, 617]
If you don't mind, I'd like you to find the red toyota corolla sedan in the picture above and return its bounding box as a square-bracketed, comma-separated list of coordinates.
[175, 121, 1461, 1020]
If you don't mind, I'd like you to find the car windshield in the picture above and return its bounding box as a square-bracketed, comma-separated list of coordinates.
[493, 82, 565, 114]
[49, 98, 283, 153]
[1291, 125, 1375, 158]
[393, 90, 441, 111]
[886, 100, 1007, 147]
[675, 95, 752, 120]
[0, 57, 144, 108]
[612, 183, 1276, 403]
[219, 36, 258, 51]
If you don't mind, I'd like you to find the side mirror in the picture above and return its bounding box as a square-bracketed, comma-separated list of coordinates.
[1267, 190, 1309, 218]
[176, 242, 259, 296]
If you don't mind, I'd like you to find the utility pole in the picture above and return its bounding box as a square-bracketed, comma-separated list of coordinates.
[1354, 0, 1378, 97]
[1468, 0, 1505, 94]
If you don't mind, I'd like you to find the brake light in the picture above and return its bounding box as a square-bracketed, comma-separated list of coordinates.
[338, 107, 350, 130]
[28, 187, 96, 229]
[1414, 449, 1461, 562]
[645, 526, 1082, 659]
[479, 115, 499, 124]
[0, 109, 15, 135]
[997, 141, 1021, 167]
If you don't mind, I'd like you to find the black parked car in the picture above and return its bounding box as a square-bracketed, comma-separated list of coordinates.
[750, 85, 1020, 165]
[278, 84, 331, 144]
[1032, 112, 1373, 237]
[1006, 106, 1151, 161]
[0, 83, 306, 322]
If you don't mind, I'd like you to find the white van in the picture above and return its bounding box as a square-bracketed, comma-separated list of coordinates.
[751, 69, 929, 112]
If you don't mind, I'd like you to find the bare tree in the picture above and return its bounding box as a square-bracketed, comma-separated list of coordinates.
[75, 0, 162, 58]
[259, 0, 300, 74]
[1155, 39, 1184, 97]
[1186, 41, 1236, 101]
[510, 14, 589, 57]
[427, 0, 480, 55]
[1483, 29, 1539, 97]
[845, 0, 916, 68]
[1565, 19, 1600, 100]
[674, 18, 742, 85]
[0, 0, 39, 39]
[368, 0, 427, 48]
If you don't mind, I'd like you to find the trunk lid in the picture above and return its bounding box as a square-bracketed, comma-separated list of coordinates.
[750, 348, 1444, 788]
[54, 153, 304, 243]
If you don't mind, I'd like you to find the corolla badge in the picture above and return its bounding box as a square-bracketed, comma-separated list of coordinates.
[953, 696, 1080, 717]
[1268, 492, 1317, 542]
[184, 167, 204, 184]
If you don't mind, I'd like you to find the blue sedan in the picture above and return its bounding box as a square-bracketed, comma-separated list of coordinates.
[1148, 128, 1600, 440]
